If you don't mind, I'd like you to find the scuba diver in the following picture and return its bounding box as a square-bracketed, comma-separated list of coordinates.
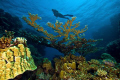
[52, 9, 73, 19]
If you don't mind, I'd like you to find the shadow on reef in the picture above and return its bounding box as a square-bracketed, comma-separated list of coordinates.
[106, 39, 120, 63]
[0, 9, 22, 35]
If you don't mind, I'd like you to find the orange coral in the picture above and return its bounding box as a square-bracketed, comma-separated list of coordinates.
[22, 13, 99, 55]
[46, 17, 88, 42]
[0, 30, 16, 49]
[0, 36, 12, 49]
[22, 12, 43, 32]
[22, 13, 88, 44]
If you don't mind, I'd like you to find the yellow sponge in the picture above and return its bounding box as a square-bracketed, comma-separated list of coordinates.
[0, 44, 37, 80]
[63, 62, 76, 73]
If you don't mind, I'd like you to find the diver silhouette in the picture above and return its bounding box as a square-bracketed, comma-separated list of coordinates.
[52, 9, 73, 19]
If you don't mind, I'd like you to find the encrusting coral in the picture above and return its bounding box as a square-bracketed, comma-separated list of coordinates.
[22, 12, 100, 55]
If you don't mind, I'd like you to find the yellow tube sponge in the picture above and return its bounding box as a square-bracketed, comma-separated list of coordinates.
[0, 44, 37, 80]
[59, 70, 66, 79]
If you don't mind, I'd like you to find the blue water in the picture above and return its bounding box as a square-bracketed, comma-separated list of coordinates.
[0, 0, 120, 60]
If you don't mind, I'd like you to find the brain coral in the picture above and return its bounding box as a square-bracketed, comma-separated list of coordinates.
[0, 43, 37, 80]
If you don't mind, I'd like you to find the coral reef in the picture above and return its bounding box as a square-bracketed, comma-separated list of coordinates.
[29, 54, 120, 80]
[0, 43, 37, 80]
[0, 31, 37, 80]
[22, 13, 100, 56]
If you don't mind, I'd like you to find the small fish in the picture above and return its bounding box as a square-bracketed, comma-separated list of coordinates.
[52, 9, 73, 20]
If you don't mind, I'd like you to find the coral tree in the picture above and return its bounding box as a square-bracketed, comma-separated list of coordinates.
[22, 13, 98, 55]
[0, 31, 37, 80]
